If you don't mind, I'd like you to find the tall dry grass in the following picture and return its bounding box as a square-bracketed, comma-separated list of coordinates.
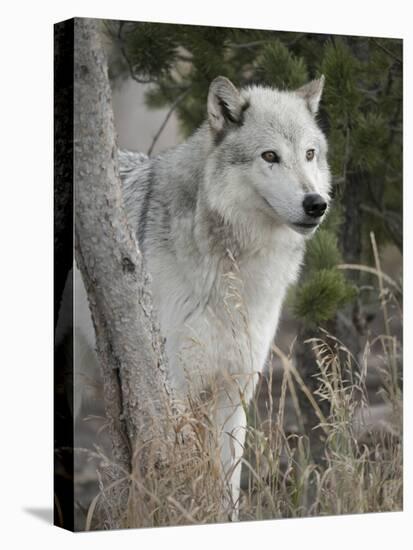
[241, 332, 402, 520]
[84, 235, 402, 529]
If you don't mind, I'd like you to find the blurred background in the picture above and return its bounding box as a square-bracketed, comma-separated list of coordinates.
[68, 21, 402, 528]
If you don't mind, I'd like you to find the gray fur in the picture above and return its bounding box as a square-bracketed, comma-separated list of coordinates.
[118, 76, 331, 518]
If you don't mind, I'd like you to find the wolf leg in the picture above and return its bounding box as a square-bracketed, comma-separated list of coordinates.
[215, 390, 247, 521]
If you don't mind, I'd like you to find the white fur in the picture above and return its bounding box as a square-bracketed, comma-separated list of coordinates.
[77, 76, 331, 520]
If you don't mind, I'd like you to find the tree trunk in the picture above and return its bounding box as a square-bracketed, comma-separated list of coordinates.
[336, 169, 366, 357]
[294, 326, 330, 463]
[73, 18, 173, 528]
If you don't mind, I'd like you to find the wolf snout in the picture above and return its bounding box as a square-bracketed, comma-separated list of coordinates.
[302, 193, 327, 218]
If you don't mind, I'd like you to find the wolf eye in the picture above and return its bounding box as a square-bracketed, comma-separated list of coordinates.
[306, 149, 315, 161]
[262, 151, 280, 163]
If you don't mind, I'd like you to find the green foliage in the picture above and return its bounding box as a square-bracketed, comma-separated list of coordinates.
[351, 112, 389, 171]
[124, 23, 179, 80]
[255, 40, 308, 88]
[305, 229, 341, 271]
[293, 269, 356, 326]
[290, 227, 355, 326]
[321, 39, 362, 125]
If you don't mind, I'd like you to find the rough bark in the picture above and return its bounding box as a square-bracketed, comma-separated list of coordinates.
[73, 18, 173, 526]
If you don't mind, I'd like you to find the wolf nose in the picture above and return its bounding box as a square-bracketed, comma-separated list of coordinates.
[303, 193, 327, 218]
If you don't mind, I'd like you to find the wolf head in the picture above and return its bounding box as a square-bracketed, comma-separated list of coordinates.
[204, 76, 331, 238]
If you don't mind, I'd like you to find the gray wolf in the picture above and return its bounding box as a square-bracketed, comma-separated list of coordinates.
[118, 75, 331, 518]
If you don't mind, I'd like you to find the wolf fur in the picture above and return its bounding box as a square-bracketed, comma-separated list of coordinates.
[118, 76, 331, 518]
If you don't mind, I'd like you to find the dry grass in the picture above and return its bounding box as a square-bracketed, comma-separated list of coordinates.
[84, 241, 403, 530]
[241, 331, 402, 521]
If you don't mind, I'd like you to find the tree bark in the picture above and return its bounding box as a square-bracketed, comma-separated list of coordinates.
[73, 18, 173, 527]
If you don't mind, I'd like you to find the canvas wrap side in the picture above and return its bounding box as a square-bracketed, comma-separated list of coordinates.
[54, 17, 75, 532]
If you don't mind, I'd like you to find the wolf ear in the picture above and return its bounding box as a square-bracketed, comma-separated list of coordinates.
[295, 75, 325, 115]
[207, 76, 246, 133]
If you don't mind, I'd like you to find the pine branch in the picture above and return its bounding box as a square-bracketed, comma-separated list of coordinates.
[117, 21, 157, 85]
[371, 38, 402, 65]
